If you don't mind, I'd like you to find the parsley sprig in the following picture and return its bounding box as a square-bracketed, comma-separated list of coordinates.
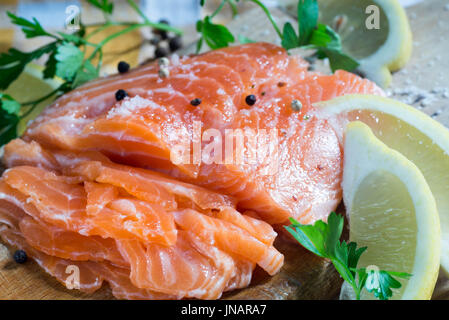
[197, 0, 359, 72]
[0, 0, 182, 146]
[285, 212, 412, 300]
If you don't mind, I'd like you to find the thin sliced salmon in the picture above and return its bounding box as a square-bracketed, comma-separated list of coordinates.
[3, 166, 178, 245]
[0, 151, 281, 299]
[0, 228, 174, 299]
[21, 43, 383, 225]
[0, 43, 385, 299]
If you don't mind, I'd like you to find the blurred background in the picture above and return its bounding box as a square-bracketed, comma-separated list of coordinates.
[0, 0, 423, 74]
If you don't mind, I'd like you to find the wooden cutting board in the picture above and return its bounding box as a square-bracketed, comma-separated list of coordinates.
[1, 0, 448, 300]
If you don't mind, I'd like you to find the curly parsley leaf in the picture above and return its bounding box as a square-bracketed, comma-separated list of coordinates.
[73, 60, 99, 88]
[196, 16, 235, 51]
[57, 32, 85, 46]
[0, 108, 19, 146]
[6, 11, 54, 39]
[281, 22, 299, 50]
[319, 47, 359, 72]
[54, 43, 84, 81]
[0, 42, 57, 90]
[0, 94, 20, 145]
[297, 0, 319, 45]
[287, 218, 327, 257]
[364, 269, 411, 300]
[285, 212, 412, 300]
[309, 24, 338, 48]
[86, 0, 114, 15]
[0, 94, 21, 115]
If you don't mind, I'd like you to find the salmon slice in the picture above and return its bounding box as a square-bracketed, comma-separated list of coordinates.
[224, 259, 255, 292]
[20, 43, 383, 225]
[0, 227, 174, 299]
[3, 166, 177, 245]
[0, 157, 277, 299]
[91, 198, 177, 246]
[0, 43, 386, 299]
[3, 140, 236, 212]
[19, 215, 127, 266]
[68, 160, 236, 211]
[213, 206, 276, 246]
[117, 231, 236, 299]
[84, 181, 119, 215]
[173, 209, 283, 275]
[0, 186, 126, 267]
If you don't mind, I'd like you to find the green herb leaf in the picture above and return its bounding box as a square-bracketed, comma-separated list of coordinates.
[0, 107, 19, 146]
[285, 212, 412, 300]
[365, 270, 403, 300]
[297, 0, 319, 45]
[57, 32, 85, 46]
[73, 60, 99, 88]
[200, 16, 235, 50]
[0, 42, 57, 90]
[0, 94, 21, 115]
[87, 0, 114, 14]
[196, 37, 204, 54]
[318, 47, 359, 72]
[308, 24, 338, 48]
[324, 212, 344, 256]
[7, 11, 54, 39]
[347, 242, 367, 271]
[43, 51, 57, 79]
[285, 217, 327, 258]
[55, 43, 84, 81]
[281, 22, 299, 50]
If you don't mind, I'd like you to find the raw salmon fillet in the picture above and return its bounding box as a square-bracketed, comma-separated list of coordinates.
[21, 42, 383, 224]
[0, 43, 383, 299]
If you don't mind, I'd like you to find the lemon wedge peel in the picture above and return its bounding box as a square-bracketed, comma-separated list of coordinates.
[358, 0, 412, 88]
[343, 121, 440, 299]
[316, 94, 449, 278]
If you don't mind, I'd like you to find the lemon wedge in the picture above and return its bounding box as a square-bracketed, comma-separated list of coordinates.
[341, 121, 440, 299]
[2, 64, 63, 135]
[315, 94, 449, 277]
[317, 0, 412, 88]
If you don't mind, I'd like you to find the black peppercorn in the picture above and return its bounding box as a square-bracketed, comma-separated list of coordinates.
[245, 94, 257, 106]
[153, 19, 169, 40]
[115, 89, 128, 101]
[190, 98, 202, 106]
[13, 249, 27, 264]
[117, 61, 130, 73]
[155, 46, 169, 58]
[169, 36, 183, 52]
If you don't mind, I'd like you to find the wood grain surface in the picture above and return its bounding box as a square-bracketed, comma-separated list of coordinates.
[0, 0, 448, 300]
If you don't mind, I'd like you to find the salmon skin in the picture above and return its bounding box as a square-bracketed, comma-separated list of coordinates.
[0, 43, 383, 299]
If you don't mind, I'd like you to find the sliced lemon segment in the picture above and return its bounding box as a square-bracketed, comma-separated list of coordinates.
[315, 94, 449, 277]
[317, 0, 412, 88]
[2, 64, 63, 135]
[341, 121, 439, 299]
